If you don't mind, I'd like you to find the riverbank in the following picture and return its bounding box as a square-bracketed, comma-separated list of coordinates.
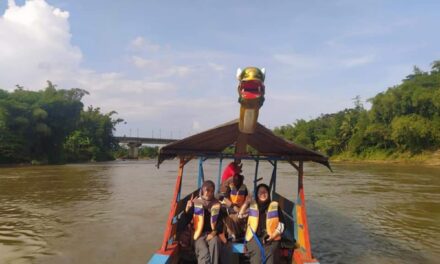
[331, 150, 440, 166]
[0, 157, 155, 168]
[0, 158, 116, 168]
[3, 151, 440, 167]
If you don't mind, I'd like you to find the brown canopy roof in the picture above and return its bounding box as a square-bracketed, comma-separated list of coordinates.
[158, 119, 330, 169]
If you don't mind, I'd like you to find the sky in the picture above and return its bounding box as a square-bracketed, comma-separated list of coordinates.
[1, 0, 439, 138]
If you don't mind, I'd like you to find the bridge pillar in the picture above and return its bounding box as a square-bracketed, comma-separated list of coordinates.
[127, 142, 142, 159]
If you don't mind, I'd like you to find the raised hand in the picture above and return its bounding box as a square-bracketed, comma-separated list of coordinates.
[245, 195, 251, 205]
[185, 193, 195, 213]
[223, 197, 232, 207]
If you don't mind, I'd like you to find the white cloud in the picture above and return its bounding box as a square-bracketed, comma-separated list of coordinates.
[0, 0, 176, 125]
[266, 94, 305, 103]
[0, 0, 235, 137]
[127, 37, 233, 82]
[75, 71, 175, 94]
[342, 55, 375, 67]
[273, 52, 375, 72]
[208, 63, 225, 72]
[1, 0, 374, 138]
[192, 120, 201, 131]
[129, 54, 194, 78]
[174, 66, 192, 77]
[131, 56, 155, 68]
[0, 0, 81, 88]
[273, 53, 320, 70]
[130, 36, 161, 52]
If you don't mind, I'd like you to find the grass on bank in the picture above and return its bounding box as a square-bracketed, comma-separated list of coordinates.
[331, 149, 440, 165]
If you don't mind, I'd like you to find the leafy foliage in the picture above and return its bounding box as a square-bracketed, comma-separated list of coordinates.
[0, 82, 123, 164]
[138, 146, 159, 158]
[64, 106, 123, 162]
[274, 60, 440, 157]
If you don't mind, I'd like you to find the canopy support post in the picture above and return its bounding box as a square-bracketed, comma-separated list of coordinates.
[198, 157, 205, 188]
[296, 161, 313, 259]
[298, 161, 303, 192]
[217, 157, 223, 193]
[253, 158, 260, 197]
[160, 157, 188, 252]
[268, 160, 277, 194]
[288, 159, 300, 172]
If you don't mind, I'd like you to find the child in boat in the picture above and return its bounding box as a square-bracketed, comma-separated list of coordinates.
[184, 180, 222, 264]
[220, 172, 249, 241]
[244, 183, 285, 264]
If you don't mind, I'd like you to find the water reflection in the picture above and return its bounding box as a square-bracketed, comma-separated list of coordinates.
[306, 162, 440, 264]
[0, 164, 112, 264]
[308, 200, 436, 264]
[0, 161, 439, 264]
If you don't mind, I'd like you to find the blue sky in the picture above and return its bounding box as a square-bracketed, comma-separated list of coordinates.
[1, 0, 439, 138]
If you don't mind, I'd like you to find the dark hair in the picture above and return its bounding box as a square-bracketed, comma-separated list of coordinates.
[233, 173, 244, 187]
[202, 180, 215, 191]
[255, 183, 270, 201]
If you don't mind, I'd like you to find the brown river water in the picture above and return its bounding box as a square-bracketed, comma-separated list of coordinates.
[0, 160, 439, 264]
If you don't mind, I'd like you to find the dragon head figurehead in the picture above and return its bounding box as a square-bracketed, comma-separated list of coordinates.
[237, 67, 265, 103]
[236, 67, 266, 134]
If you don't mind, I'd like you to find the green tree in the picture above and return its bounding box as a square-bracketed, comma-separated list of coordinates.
[391, 114, 435, 152]
[0, 82, 121, 164]
[64, 106, 123, 162]
[431, 60, 440, 73]
[273, 59, 440, 157]
[138, 146, 159, 158]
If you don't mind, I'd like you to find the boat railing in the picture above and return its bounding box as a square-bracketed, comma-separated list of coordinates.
[160, 189, 199, 254]
[272, 191, 297, 248]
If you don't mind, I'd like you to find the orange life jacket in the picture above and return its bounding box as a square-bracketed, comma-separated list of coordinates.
[229, 183, 247, 207]
[245, 201, 281, 242]
[193, 199, 220, 240]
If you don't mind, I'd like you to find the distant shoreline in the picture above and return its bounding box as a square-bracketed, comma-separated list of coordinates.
[331, 150, 440, 166]
[2, 151, 440, 167]
[0, 157, 156, 168]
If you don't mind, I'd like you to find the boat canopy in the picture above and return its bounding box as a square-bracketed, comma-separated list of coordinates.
[157, 119, 330, 169]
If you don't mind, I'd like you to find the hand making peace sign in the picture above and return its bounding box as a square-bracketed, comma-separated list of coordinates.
[185, 193, 196, 213]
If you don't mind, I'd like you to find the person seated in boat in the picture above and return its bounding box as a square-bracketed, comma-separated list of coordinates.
[245, 183, 284, 264]
[219, 172, 249, 241]
[184, 180, 222, 264]
[221, 160, 242, 183]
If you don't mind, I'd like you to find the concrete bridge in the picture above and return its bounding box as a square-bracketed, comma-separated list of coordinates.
[114, 136, 177, 159]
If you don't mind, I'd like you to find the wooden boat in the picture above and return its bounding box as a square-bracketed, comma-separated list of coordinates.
[148, 119, 330, 264]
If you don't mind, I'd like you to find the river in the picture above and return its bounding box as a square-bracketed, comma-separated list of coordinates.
[0, 160, 439, 264]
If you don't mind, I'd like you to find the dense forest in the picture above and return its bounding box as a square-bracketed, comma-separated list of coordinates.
[274, 60, 440, 159]
[0, 82, 123, 164]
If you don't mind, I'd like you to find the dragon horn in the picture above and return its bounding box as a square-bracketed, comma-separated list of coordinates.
[236, 68, 242, 80]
